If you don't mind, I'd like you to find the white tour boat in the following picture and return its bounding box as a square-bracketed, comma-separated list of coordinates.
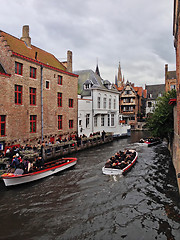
[102, 150, 138, 175]
[2, 157, 77, 187]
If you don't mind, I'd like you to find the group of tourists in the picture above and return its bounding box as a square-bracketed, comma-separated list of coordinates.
[0, 144, 45, 175]
[9, 153, 44, 174]
[105, 149, 136, 170]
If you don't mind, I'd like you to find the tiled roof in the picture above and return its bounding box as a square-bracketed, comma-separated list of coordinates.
[134, 86, 143, 96]
[146, 84, 165, 99]
[143, 89, 147, 98]
[74, 70, 104, 95]
[0, 30, 66, 71]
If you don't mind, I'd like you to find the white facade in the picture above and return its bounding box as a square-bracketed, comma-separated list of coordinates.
[78, 88, 130, 137]
[146, 99, 156, 115]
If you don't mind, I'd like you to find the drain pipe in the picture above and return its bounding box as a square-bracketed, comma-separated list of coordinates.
[41, 65, 44, 142]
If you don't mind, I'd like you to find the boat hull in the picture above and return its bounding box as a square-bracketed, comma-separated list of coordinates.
[102, 151, 138, 175]
[2, 158, 77, 187]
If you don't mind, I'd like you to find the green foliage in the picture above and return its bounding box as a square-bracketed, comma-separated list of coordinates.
[146, 90, 176, 142]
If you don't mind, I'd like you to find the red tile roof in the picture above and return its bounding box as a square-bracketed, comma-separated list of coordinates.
[0, 30, 66, 71]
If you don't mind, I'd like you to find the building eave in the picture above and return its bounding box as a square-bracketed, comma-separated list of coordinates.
[12, 52, 79, 77]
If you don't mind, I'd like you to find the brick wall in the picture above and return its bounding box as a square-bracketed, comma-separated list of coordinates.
[0, 40, 78, 145]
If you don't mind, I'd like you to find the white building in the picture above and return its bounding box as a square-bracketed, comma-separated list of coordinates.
[145, 84, 165, 117]
[75, 68, 130, 137]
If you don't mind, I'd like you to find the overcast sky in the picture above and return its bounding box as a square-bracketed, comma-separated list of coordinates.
[0, 0, 176, 87]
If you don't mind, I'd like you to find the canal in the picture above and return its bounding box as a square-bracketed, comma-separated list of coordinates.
[0, 131, 180, 240]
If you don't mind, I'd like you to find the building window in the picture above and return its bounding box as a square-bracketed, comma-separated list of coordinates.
[108, 114, 110, 126]
[0, 115, 6, 137]
[86, 114, 90, 128]
[103, 97, 107, 109]
[15, 85, 22, 105]
[69, 120, 73, 129]
[109, 98, 111, 109]
[170, 84, 176, 90]
[58, 75, 62, 85]
[69, 99, 73, 108]
[79, 120, 82, 126]
[148, 101, 152, 107]
[46, 81, 50, 89]
[58, 115, 62, 130]
[94, 116, 97, 127]
[111, 114, 115, 126]
[30, 67, 36, 79]
[30, 115, 37, 133]
[101, 115, 105, 126]
[30, 87, 36, 105]
[57, 93, 62, 107]
[15, 62, 23, 75]
[114, 98, 116, 109]
[98, 97, 101, 108]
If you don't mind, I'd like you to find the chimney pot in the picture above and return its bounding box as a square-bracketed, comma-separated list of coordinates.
[67, 50, 72, 72]
[20, 25, 31, 48]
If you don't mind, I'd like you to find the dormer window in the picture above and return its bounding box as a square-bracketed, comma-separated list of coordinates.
[83, 80, 93, 90]
[85, 84, 90, 89]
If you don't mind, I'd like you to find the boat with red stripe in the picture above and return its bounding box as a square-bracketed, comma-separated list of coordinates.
[2, 157, 77, 187]
[102, 149, 138, 175]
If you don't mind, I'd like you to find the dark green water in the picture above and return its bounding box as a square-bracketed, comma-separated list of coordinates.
[0, 131, 179, 240]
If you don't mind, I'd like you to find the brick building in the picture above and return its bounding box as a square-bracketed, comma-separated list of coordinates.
[172, 0, 180, 192]
[0, 25, 78, 147]
[165, 64, 176, 92]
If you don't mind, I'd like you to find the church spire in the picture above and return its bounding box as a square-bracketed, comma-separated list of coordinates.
[117, 62, 124, 87]
[95, 58, 100, 77]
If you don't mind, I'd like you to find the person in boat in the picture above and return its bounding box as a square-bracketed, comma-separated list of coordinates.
[10, 155, 20, 169]
[22, 158, 30, 174]
[115, 152, 121, 160]
[119, 160, 128, 169]
[35, 156, 44, 170]
[105, 159, 112, 168]
[110, 156, 116, 164]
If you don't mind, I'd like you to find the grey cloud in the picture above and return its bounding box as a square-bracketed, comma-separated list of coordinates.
[0, 0, 176, 86]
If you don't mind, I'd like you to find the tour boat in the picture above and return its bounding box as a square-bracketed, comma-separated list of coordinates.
[102, 150, 138, 175]
[139, 138, 162, 147]
[1, 157, 77, 187]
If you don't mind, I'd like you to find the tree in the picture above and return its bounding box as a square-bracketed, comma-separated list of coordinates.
[146, 90, 176, 143]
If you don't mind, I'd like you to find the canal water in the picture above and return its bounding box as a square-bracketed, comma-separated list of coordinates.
[0, 131, 180, 240]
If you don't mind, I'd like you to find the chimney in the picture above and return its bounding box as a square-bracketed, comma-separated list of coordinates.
[165, 64, 168, 80]
[20, 25, 31, 48]
[67, 50, 72, 72]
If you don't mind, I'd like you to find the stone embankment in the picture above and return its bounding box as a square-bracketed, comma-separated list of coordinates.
[1, 133, 113, 163]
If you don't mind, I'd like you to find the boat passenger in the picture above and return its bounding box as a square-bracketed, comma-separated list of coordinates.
[115, 152, 120, 160]
[22, 158, 30, 173]
[10, 155, 20, 169]
[35, 156, 44, 169]
[110, 156, 116, 163]
[119, 161, 127, 169]
[105, 159, 112, 168]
